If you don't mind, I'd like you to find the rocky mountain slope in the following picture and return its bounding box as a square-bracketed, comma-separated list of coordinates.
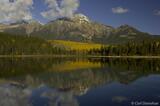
[0, 14, 156, 44]
[32, 14, 114, 42]
[0, 20, 42, 36]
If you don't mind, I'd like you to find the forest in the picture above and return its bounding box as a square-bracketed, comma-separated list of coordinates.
[0, 32, 160, 56]
[88, 40, 160, 56]
[0, 32, 65, 55]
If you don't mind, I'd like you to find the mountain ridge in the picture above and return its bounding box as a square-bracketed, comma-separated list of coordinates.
[0, 14, 158, 44]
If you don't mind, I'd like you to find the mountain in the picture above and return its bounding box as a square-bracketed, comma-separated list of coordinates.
[0, 20, 42, 36]
[104, 25, 152, 44]
[32, 14, 114, 42]
[0, 14, 158, 44]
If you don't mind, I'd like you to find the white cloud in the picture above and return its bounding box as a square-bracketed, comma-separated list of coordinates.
[112, 7, 129, 14]
[154, 10, 160, 16]
[41, 0, 80, 20]
[0, 0, 33, 23]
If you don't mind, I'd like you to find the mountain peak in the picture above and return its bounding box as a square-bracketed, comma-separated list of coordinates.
[48, 17, 72, 24]
[10, 20, 29, 25]
[48, 14, 90, 24]
[118, 24, 135, 29]
[72, 14, 90, 23]
[117, 24, 140, 33]
[9, 19, 42, 26]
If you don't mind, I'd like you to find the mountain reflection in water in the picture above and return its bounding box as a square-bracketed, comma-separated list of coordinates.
[0, 57, 160, 106]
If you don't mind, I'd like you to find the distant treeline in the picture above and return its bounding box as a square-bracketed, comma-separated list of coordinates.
[0, 32, 160, 56]
[88, 40, 160, 56]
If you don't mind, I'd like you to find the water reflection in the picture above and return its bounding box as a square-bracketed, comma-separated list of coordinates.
[0, 57, 160, 106]
[0, 83, 31, 106]
[0, 83, 79, 106]
[40, 87, 79, 106]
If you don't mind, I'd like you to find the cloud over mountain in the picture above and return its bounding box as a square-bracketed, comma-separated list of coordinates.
[0, 0, 33, 23]
[112, 7, 129, 14]
[41, 0, 80, 20]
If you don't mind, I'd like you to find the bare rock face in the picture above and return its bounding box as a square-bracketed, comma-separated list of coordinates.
[24, 21, 42, 36]
[72, 14, 90, 23]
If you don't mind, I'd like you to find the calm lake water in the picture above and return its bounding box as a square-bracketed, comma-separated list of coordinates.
[0, 57, 160, 106]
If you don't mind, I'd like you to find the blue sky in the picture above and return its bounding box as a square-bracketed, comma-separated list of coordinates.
[0, 0, 160, 35]
[78, 0, 160, 35]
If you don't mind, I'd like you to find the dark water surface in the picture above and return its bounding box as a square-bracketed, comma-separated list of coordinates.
[0, 57, 160, 106]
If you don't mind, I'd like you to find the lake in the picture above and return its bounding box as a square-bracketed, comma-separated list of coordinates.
[0, 57, 160, 106]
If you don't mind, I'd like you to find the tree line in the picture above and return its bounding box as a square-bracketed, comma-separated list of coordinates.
[0, 32, 160, 56]
[88, 40, 160, 56]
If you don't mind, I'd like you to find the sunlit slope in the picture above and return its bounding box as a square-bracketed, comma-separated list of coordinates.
[48, 40, 102, 51]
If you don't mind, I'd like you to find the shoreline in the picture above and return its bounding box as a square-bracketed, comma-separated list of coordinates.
[0, 55, 160, 59]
